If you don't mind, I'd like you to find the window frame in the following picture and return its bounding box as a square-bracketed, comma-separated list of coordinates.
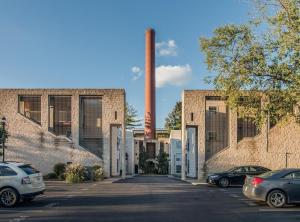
[18, 95, 42, 125]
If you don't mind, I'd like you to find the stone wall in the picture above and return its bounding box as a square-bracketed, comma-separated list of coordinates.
[182, 90, 300, 179]
[0, 89, 125, 176]
[206, 119, 300, 174]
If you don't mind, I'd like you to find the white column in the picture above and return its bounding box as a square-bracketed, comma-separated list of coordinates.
[122, 125, 126, 179]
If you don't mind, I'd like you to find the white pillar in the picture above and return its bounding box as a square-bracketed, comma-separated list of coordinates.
[122, 125, 126, 179]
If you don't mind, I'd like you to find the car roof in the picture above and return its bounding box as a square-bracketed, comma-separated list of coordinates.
[0, 161, 26, 167]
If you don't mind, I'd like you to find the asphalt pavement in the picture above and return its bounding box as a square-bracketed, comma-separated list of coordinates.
[1, 175, 300, 222]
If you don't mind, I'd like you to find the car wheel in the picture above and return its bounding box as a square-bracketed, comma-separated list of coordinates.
[267, 190, 286, 208]
[218, 178, 229, 188]
[0, 188, 20, 207]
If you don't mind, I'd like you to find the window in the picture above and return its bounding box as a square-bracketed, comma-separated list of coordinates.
[208, 106, 217, 114]
[207, 131, 217, 141]
[234, 167, 247, 173]
[283, 171, 300, 179]
[176, 165, 181, 173]
[49, 96, 72, 137]
[18, 96, 41, 124]
[0, 166, 17, 176]
[18, 165, 39, 175]
[79, 96, 103, 158]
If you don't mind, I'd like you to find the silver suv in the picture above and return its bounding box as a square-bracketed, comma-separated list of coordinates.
[0, 162, 45, 207]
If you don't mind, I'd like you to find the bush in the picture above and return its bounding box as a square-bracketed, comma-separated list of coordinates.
[44, 172, 57, 180]
[65, 163, 85, 183]
[53, 163, 66, 180]
[92, 165, 104, 181]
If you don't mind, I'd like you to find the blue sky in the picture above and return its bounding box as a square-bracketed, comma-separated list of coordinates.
[0, 0, 252, 128]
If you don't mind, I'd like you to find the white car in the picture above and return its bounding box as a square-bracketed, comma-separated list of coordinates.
[0, 162, 45, 207]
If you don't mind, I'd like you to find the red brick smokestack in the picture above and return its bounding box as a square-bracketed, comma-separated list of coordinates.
[144, 28, 156, 139]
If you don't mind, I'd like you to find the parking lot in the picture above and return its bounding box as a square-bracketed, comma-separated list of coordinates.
[1, 176, 300, 222]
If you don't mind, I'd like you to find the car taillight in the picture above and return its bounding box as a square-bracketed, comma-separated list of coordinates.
[21, 176, 31, 184]
[251, 177, 264, 186]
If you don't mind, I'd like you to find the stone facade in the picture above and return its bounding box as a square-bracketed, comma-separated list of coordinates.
[182, 90, 300, 180]
[0, 89, 126, 177]
[206, 119, 300, 173]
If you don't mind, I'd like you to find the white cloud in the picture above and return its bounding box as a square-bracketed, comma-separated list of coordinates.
[156, 40, 178, 57]
[156, 64, 192, 88]
[131, 66, 143, 80]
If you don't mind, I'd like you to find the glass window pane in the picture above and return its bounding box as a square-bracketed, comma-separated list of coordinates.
[18, 96, 41, 124]
[79, 96, 103, 158]
[48, 96, 72, 137]
[18, 165, 39, 175]
[0, 166, 17, 176]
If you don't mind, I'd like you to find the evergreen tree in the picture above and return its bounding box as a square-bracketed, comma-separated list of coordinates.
[125, 103, 142, 129]
[164, 102, 182, 132]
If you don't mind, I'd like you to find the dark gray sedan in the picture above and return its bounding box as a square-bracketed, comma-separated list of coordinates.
[243, 169, 300, 208]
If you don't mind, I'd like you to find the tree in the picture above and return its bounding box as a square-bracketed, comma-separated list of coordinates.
[125, 103, 142, 129]
[200, 0, 300, 127]
[156, 149, 169, 175]
[165, 102, 182, 132]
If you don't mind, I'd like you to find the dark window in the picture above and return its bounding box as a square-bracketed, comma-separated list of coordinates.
[176, 165, 181, 173]
[292, 171, 300, 179]
[0, 166, 17, 176]
[208, 106, 217, 114]
[234, 167, 247, 173]
[18, 96, 41, 124]
[284, 171, 300, 179]
[79, 96, 103, 158]
[18, 165, 39, 175]
[49, 96, 72, 137]
[207, 131, 217, 141]
[146, 143, 156, 158]
[283, 173, 293, 179]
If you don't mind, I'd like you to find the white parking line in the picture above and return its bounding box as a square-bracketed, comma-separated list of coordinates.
[246, 202, 258, 206]
[9, 215, 29, 222]
[259, 208, 300, 212]
[230, 194, 240, 198]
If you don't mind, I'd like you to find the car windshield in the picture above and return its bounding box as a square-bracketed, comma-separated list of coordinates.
[259, 170, 280, 178]
[18, 165, 40, 175]
[226, 167, 238, 173]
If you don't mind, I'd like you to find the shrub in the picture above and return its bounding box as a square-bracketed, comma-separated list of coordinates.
[53, 163, 66, 180]
[92, 165, 104, 181]
[65, 163, 85, 183]
[44, 172, 57, 180]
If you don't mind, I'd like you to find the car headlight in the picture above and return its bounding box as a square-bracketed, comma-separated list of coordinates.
[209, 175, 219, 179]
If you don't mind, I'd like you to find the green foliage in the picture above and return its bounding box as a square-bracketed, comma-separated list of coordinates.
[53, 163, 66, 180]
[156, 150, 169, 175]
[44, 172, 58, 180]
[125, 103, 142, 129]
[165, 102, 182, 132]
[65, 163, 85, 183]
[138, 146, 150, 173]
[92, 165, 104, 181]
[200, 0, 300, 127]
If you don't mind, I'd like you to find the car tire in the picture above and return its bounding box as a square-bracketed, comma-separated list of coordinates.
[0, 188, 20, 207]
[267, 190, 286, 208]
[218, 177, 230, 188]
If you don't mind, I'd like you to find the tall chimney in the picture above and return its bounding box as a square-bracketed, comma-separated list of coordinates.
[144, 28, 156, 139]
